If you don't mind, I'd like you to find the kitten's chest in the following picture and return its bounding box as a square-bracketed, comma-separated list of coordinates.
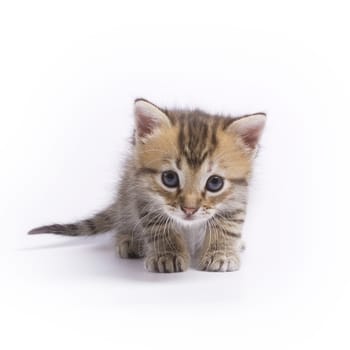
[181, 224, 207, 257]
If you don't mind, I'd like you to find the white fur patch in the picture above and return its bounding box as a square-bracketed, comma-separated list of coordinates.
[180, 222, 207, 257]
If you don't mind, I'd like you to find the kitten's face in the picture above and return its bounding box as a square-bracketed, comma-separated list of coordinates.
[134, 100, 265, 226]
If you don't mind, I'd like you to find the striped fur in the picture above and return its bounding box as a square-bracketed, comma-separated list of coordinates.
[28, 205, 116, 236]
[29, 99, 266, 273]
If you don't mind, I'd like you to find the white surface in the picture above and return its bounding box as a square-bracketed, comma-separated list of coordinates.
[1, 1, 349, 349]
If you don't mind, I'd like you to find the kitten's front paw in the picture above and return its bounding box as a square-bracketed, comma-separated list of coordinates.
[199, 252, 240, 272]
[145, 253, 189, 273]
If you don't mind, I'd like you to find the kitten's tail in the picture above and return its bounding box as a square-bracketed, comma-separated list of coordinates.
[28, 206, 115, 236]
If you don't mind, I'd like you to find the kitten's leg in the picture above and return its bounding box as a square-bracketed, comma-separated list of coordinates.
[198, 211, 245, 272]
[115, 201, 145, 258]
[117, 231, 144, 259]
[143, 220, 190, 273]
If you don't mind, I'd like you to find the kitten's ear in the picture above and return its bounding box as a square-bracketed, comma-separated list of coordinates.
[227, 113, 266, 150]
[134, 99, 171, 139]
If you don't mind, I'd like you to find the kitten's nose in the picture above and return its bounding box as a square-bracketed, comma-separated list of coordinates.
[181, 206, 198, 216]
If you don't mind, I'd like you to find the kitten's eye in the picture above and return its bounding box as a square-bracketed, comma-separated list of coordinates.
[206, 175, 224, 192]
[161, 171, 179, 188]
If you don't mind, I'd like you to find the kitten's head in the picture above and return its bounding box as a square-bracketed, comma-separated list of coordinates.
[133, 99, 266, 226]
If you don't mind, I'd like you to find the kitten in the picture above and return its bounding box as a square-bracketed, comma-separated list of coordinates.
[29, 99, 266, 273]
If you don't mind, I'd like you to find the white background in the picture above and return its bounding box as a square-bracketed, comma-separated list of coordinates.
[1, 1, 349, 349]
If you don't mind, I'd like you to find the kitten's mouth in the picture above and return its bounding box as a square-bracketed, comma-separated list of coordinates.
[181, 213, 210, 223]
[166, 207, 210, 224]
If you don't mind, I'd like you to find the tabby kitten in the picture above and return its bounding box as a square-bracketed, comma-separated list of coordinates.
[29, 99, 266, 273]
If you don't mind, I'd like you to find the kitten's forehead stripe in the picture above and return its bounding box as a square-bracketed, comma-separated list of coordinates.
[211, 118, 219, 150]
[173, 111, 220, 169]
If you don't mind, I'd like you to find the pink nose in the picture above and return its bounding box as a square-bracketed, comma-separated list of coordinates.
[181, 207, 198, 216]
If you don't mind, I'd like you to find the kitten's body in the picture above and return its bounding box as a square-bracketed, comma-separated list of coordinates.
[29, 99, 266, 273]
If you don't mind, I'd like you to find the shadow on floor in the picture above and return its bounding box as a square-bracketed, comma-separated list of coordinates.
[20, 233, 194, 283]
